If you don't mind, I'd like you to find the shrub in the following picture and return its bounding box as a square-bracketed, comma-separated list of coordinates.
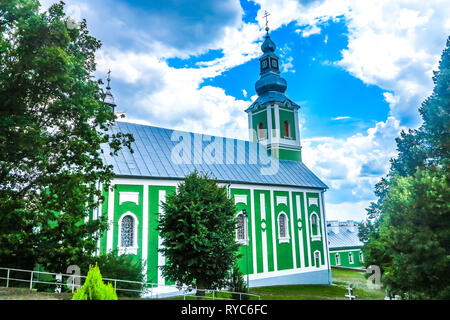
[229, 264, 249, 300]
[87, 251, 145, 297]
[72, 264, 118, 300]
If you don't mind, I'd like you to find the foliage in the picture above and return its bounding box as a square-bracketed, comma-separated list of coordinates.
[0, 0, 133, 272]
[87, 252, 145, 297]
[360, 36, 450, 299]
[157, 171, 240, 296]
[229, 264, 249, 300]
[72, 264, 118, 300]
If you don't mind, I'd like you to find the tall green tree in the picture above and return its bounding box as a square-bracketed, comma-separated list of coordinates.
[0, 0, 133, 272]
[158, 171, 239, 297]
[360, 36, 450, 299]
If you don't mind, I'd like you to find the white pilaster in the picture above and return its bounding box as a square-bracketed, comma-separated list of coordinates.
[250, 189, 257, 275]
[270, 189, 277, 271]
[107, 185, 115, 253]
[142, 184, 149, 281]
[260, 193, 268, 273]
[157, 190, 166, 286]
[296, 195, 305, 268]
[289, 192, 297, 269]
[303, 192, 312, 267]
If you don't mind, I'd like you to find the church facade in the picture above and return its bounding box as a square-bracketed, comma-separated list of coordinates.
[95, 28, 331, 288]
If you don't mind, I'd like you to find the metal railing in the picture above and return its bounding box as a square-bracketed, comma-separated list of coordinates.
[0, 267, 260, 300]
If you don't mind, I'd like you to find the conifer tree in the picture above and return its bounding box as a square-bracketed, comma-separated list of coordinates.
[158, 171, 239, 297]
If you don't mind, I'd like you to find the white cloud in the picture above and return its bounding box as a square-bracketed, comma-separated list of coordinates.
[326, 200, 371, 221]
[331, 116, 351, 120]
[302, 117, 405, 205]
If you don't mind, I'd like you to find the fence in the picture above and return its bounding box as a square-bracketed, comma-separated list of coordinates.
[0, 267, 260, 300]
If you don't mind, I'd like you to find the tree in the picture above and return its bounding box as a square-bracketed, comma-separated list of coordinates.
[377, 168, 450, 299]
[0, 0, 133, 272]
[157, 171, 239, 297]
[72, 264, 118, 300]
[360, 36, 450, 299]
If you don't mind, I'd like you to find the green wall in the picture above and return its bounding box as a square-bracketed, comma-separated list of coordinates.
[329, 248, 364, 268]
[98, 182, 328, 283]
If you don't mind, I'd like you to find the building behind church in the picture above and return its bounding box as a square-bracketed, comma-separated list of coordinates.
[327, 220, 364, 269]
[95, 26, 331, 288]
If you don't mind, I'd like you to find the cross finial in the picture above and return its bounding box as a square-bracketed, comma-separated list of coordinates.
[263, 10, 271, 34]
[106, 69, 111, 89]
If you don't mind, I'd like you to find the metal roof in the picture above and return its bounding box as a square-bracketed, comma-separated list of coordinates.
[101, 121, 328, 189]
[327, 229, 363, 249]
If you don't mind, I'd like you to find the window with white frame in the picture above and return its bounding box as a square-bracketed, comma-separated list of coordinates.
[349, 252, 354, 264]
[118, 213, 138, 255]
[310, 212, 321, 241]
[314, 251, 321, 267]
[335, 253, 341, 266]
[278, 212, 290, 243]
[236, 212, 248, 245]
[359, 251, 364, 263]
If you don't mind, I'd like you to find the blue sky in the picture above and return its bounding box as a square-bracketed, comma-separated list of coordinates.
[41, 0, 449, 221]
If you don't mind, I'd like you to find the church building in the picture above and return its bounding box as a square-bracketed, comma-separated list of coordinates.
[96, 26, 331, 288]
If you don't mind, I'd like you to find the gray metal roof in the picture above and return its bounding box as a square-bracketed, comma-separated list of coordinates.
[101, 121, 328, 189]
[327, 229, 363, 249]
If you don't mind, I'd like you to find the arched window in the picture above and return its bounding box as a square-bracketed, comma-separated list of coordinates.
[236, 212, 248, 245]
[310, 212, 321, 241]
[283, 121, 290, 138]
[278, 212, 290, 243]
[121, 215, 134, 247]
[314, 251, 321, 267]
[258, 123, 265, 140]
[335, 253, 341, 266]
[118, 213, 138, 255]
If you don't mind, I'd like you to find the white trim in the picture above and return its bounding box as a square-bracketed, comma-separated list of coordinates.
[267, 104, 272, 145]
[310, 211, 321, 241]
[111, 178, 325, 195]
[329, 248, 363, 253]
[234, 194, 248, 205]
[248, 265, 328, 281]
[276, 196, 287, 206]
[119, 191, 139, 205]
[348, 252, 354, 264]
[117, 212, 139, 255]
[288, 192, 297, 269]
[308, 197, 318, 207]
[235, 211, 249, 246]
[142, 183, 149, 281]
[248, 111, 253, 142]
[294, 108, 301, 146]
[157, 190, 166, 286]
[260, 192, 268, 273]
[270, 189, 277, 271]
[303, 193, 312, 267]
[314, 250, 321, 268]
[335, 253, 341, 266]
[107, 186, 115, 253]
[277, 212, 290, 243]
[295, 195, 305, 268]
[250, 189, 257, 275]
[319, 192, 330, 274]
[274, 104, 280, 139]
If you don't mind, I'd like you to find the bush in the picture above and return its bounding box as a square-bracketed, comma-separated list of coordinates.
[229, 264, 249, 300]
[72, 264, 118, 300]
[88, 252, 145, 297]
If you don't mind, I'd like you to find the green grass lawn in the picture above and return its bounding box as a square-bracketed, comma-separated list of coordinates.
[247, 268, 385, 300]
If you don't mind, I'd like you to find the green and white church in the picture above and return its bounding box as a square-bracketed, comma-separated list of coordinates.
[96, 27, 331, 288]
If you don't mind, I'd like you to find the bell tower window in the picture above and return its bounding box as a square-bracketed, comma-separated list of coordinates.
[283, 121, 290, 138]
